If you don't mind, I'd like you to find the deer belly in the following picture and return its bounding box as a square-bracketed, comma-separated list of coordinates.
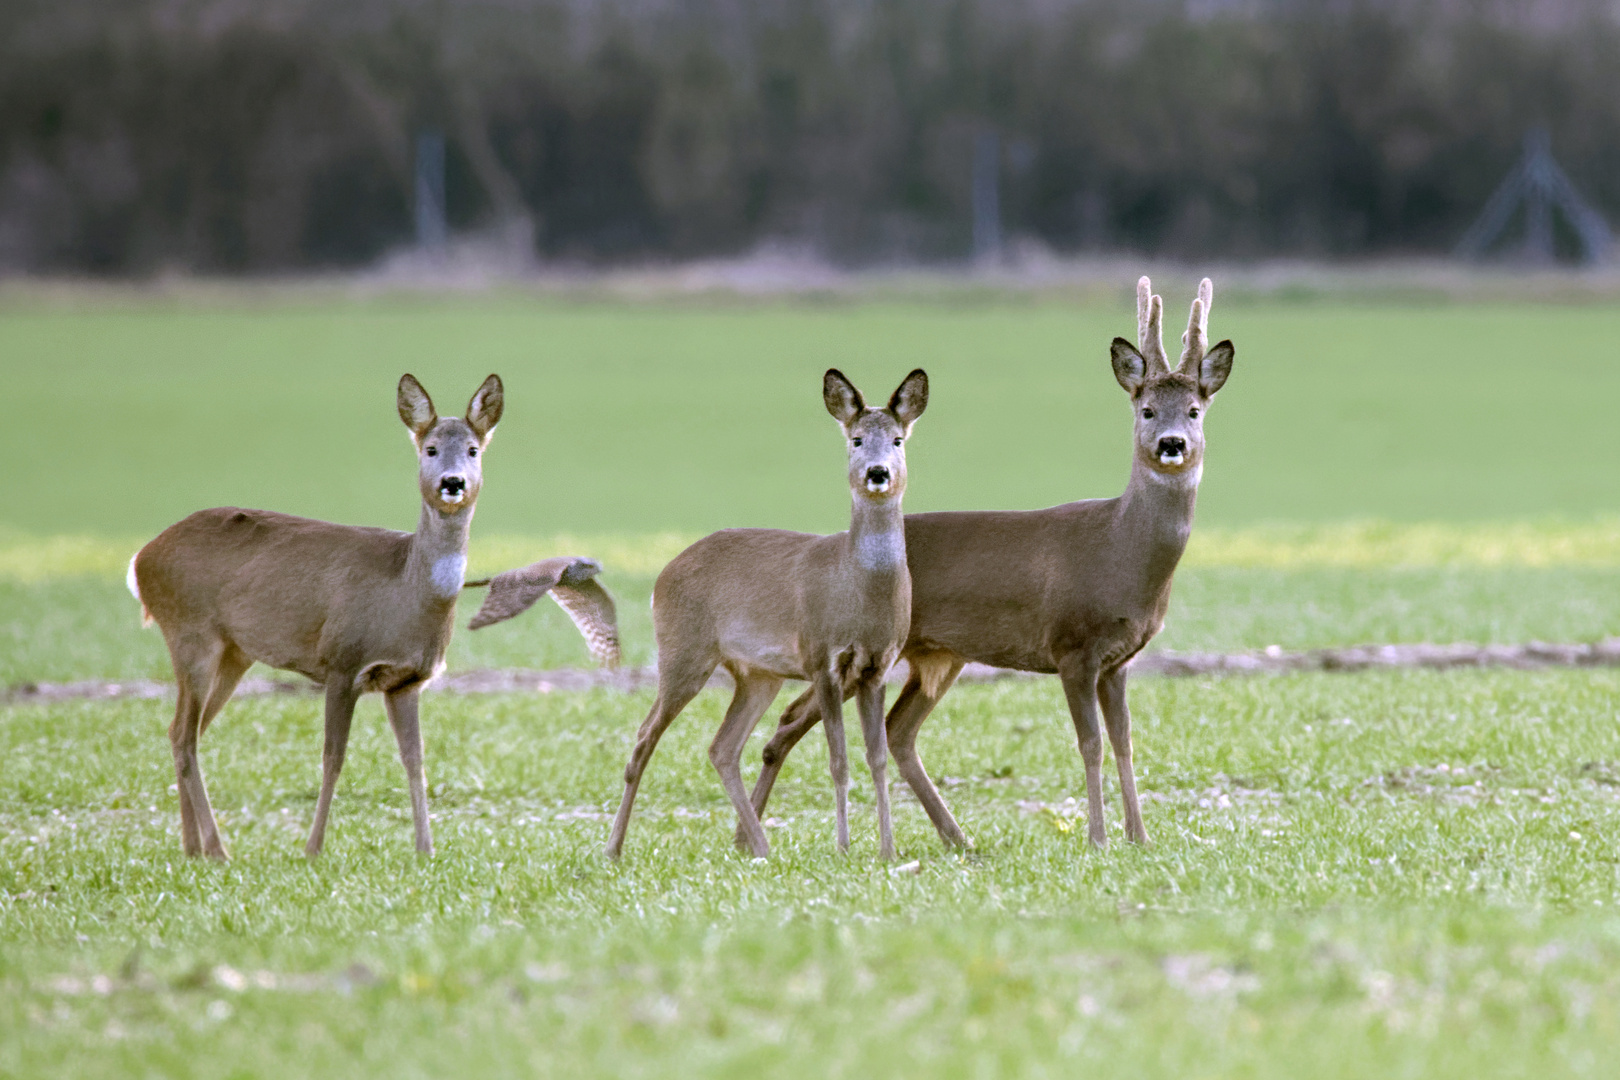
[355, 659, 439, 694]
[718, 628, 803, 678]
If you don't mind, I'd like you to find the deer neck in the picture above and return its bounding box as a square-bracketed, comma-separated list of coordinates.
[1115, 456, 1200, 581]
[407, 502, 476, 604]
[848, 494, 907, 577]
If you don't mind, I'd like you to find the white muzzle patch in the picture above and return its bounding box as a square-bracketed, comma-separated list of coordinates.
[1158, 449, 1186, 466]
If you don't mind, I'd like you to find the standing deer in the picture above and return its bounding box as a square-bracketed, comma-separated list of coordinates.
[128, 374, 517, 860]
[605, 368, 929, 860]
[744, 278, 1233, 850]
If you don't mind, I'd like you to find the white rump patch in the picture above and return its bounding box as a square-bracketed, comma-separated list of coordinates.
[431, 554, 468, 598]
[856, 530, 906, 570]
[126, 553, 153, 627]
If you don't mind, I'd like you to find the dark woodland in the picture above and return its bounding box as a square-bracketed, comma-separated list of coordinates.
[2, 0, 1617, 272]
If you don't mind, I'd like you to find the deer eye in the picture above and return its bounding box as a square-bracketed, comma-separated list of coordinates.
[1141, 408, 1155, 420]
[425, 446, 438, 457]
[1189, 407, 1200, 419]
[852, 437, 863, 447]
[893, 437, 902, 446]
[468, 446, 478, 457]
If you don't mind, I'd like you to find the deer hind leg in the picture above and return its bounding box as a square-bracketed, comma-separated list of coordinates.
[1058, 652, 1108, 849]
[885, 653, 969, 849]
[813, 669, 851, 854]
[740, 686, 829, 848]
[385, 687, 433, 856]
[305, 678, 360, 859]
[708, 672, 785, 858]
[168, 640, 242, 860]
[1098, 666, 1150, 844]
[856, 677, 895, 860]
[606, 656, 712, 859]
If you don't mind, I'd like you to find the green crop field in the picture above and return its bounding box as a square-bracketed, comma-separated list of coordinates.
[2, 290, 1619, 1077]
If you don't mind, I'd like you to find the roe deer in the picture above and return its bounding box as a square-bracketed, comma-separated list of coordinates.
[129, 374, 505, 859]
[605, 368, 929, 860]
[744, 278, 1233, 850]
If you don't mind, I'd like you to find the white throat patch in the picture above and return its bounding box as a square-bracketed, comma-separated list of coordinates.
[431, 554, 467, 598]
[855, 529, 906, 570]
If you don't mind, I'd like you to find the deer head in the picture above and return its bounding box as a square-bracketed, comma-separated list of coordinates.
[398, 373, 505, 515]
[1108, 277, 1234, 482]
[823, 368, 929, 502]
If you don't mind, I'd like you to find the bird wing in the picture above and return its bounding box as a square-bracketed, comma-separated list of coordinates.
[465, 557, 621, 668]
[549, 578, 621, 669]
[465, 557, 573, 630]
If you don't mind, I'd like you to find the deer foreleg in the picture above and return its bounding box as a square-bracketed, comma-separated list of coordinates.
[1098, 667, 1150, 844]
[386, 687, 433, 856]
[856, 677, 894, 860]
[1058, 653, 1108, 849]
[306, 678, 360, 858]
[814, 671, 851, 854]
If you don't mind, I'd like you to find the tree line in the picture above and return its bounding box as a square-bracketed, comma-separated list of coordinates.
[2, 0, 1617, 273]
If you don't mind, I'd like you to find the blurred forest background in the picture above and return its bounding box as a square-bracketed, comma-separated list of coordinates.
[2, 0, 1619, 274]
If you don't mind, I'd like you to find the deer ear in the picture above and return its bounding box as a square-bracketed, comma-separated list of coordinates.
[823, 368, 865, 425]
[887, 368, 928, 431]
[398, 374, 438, 438]
[1197, 341, 1233, 398]
[466, 374, 504, 440]
[1110, 338, 1147, 395]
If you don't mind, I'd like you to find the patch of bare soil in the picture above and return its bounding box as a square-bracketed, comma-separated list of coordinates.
[6, 638, 1617, 706]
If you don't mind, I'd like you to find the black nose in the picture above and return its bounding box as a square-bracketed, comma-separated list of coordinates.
[866, 466, 891, 485]
[1157, 437, 1186, 457]
[439, 476, 467, 496]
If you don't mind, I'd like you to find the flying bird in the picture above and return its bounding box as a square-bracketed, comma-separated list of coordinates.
[464, 556, 621, 668]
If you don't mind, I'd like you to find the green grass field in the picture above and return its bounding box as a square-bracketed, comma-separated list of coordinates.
[4, 670, 1620, 1076]
[2, 291, 1619, 1076]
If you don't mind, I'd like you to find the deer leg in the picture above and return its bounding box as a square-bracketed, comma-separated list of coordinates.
[1099, 666, 1150, 844]
[607, 663, 710, 859]
[386, 687, 433, 856]
[181, 646, 251, 860]
[306, 678, 360, 859]
[856, 677, 895, 860]
[738, 687, 819, 846]
[814, 670, 851, 854]
[169, 644, 239, 860]
[708, 674, 785, 858]
[886, 655, 969, 849]
[1058, 652, 1108, 849]
[168, 680, 204, 857]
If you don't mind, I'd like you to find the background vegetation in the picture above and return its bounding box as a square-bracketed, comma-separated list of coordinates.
[4, 0, 1620, 271]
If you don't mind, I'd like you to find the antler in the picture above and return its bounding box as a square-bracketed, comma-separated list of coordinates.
[1179, 277, 1214, 371]
[1136, 276, 1168, 374]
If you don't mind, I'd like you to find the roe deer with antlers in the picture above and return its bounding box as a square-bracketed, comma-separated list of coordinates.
[129, 374, 510, 860]
[744, 278, 1233, 850]
[606, 368, 929, 860]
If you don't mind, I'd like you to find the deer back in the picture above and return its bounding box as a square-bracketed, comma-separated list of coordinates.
[135, 508, 454, 680]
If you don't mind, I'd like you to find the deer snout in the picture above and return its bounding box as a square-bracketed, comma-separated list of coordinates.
[1156, 436, 1187, 465]
[438, 475, 468, 501]
[864, 465, 892, 491]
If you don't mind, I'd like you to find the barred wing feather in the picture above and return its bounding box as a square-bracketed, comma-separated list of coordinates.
[466, 556, 620, 668]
